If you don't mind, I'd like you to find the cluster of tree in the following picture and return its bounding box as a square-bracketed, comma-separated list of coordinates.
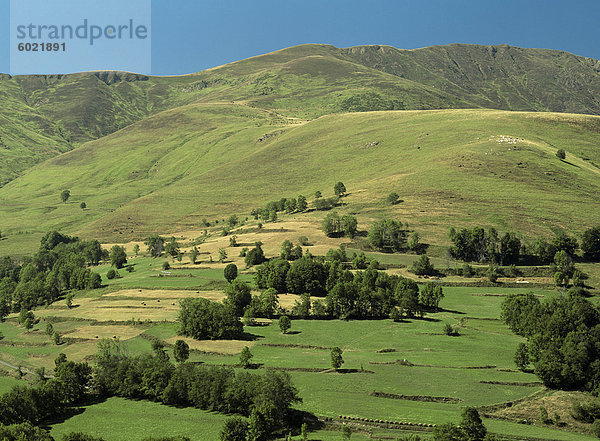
[178, 297, 244, 340]
[94, 340, 301, 440]
[0, 354, 91, 426]
[582, 225, 600, 261]
[501, 291, 600, 391]
[255, 253, 444, 320]
[251, 195, 309, 221]
[245, 242, 266, 267]
[0, 232, 104, 317]
[433, 407, 490, 441]
[144, 235, 181, 258]
[367, 219, 407, 252]
[448, 227, 521, 265]
[321, 212, 357, 238]
[280, 240, 303, 261]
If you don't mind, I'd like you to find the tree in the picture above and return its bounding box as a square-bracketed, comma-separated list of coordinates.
[60, 189, 71, 203]
[279, 315, 291, 334]
[239, 346, 253, 368]
[460, 407, 486, 441]
[386, 192, 399, 205]
[190, 247, 199, 264]
[331, 346, 344, 369]
[582, 226, 600, 261]
[220, 417, 249, 441]
[80, 202, 86, 209]
[296, 195, 308, 212]
[225, 280, 252, 316]
[165, 237, 181, 258]
[322, 211, 341, 237]
[133, 244, 140, 256]
[218, 248, 228, 263]
[314, 190, 322, 199]
[109, 245, 127, 269]
[433, 422, 466, 441]
[173, 339, 189, 363]
[334, 181, 346, 197]
[281, 240, 294, 260]
[341, 214, 358, 238]
[419, 282, 444, 310]
[145, 235, 165, 257]
[245, 242, 266, 267]
[224, 263, 238, 283]
[178, 298, 244, 340]
[412, 255, 435, 276]
[66, 292, 74, 309]
[514, 342, 529, 371]
[554, 250, 574, 277]
[556, 148, 566, 160]
[341, 425, 352, 441]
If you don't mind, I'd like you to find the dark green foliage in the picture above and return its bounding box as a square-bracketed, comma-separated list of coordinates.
[556, 148, 566, 159]
[60, 189, 70, 203]
[79, 202, 86, 209]
[249, 289, 280, 318]
[443, 323, 458, 336]
[255, 258, 291, 293]
[173, 340, 189, 363]
[292, 293, 312, 318]
[419, 282, 444, 310]
[279, 315, 291, 334]
[352, 252, 368, 269]
[178, 298, 244, 340]
[411, 255, 435, 276]
[280, 240, 302, 261]
[514, 342, 529, 371]
[314, 196, 338, 211]
[239, 346, 253, 368]
[225, 280, 252, 316]
[486, 265, 499, 283]
[0, 423, 54, 440]
[432, 422, 466, 441]
[94, 343, 300, 437]
[286, 257, 327, 296]
[145, 235, 166, 258]
[106, 269, 116, 280]
[368, 219, 405, 252]
[460, 407, 486, 441]
[220, 417, 249, 441]
[387, 192, 400, 205]
[162, 262, 170, 270]
[296, 195, 308, 212]
[165, 238, 181, 258]
[539, 406, 550, 424]
[109, 245, 127, 269]
[592, 420, 600, 438]
[582, 226, 600, 261]
[333, 181, 346, 197]
[245, 242, 266, 267]
[501, 292, 600, 391]
[331, 347, 344, 369]
[322, 212, 357, 237]
[448, 227, 520, 264]
[224, 263, 238, 283]
[570, 399, 600, 423]
[551, 231, 578, 257]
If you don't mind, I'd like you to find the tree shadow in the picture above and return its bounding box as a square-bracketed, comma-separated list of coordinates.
[241, 332, 264, 341]
[560, 159, 580, 168]
[436, 307, 466, 315]
[285, 330, 302, 335]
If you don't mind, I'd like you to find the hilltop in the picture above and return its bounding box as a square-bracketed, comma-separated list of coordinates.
[2, 43, 600, 184]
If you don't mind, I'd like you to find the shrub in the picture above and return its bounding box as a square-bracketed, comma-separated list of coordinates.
[556, 148, 566, 159]
[106, 269, 116, 280]
[162, 262, 170, 270]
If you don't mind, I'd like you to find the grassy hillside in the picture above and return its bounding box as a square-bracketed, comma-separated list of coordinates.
[3, 43, 600, 185]
[1, 107, 599, 255]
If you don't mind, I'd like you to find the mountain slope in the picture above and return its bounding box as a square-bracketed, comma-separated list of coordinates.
[1, 106, 600, 254]
[3, 43, 600, 185]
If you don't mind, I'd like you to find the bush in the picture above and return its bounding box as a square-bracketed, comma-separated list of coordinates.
[162, 262, 171, 270]
[106, 269, 116, 280]
[298, 236, 310, 246]
[592, 420, 600, 438]
[556, 148, 566, 159]
[443, 323, 458, 336]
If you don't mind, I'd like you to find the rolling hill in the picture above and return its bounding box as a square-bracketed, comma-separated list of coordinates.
[2, 43, 600, 186]
[1, 104, 600, 255]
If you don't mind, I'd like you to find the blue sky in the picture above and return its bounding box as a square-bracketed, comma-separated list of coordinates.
[1, 0, 599, 75]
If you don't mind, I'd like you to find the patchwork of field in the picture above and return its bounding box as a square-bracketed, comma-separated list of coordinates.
[1, 284, 595, 440]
